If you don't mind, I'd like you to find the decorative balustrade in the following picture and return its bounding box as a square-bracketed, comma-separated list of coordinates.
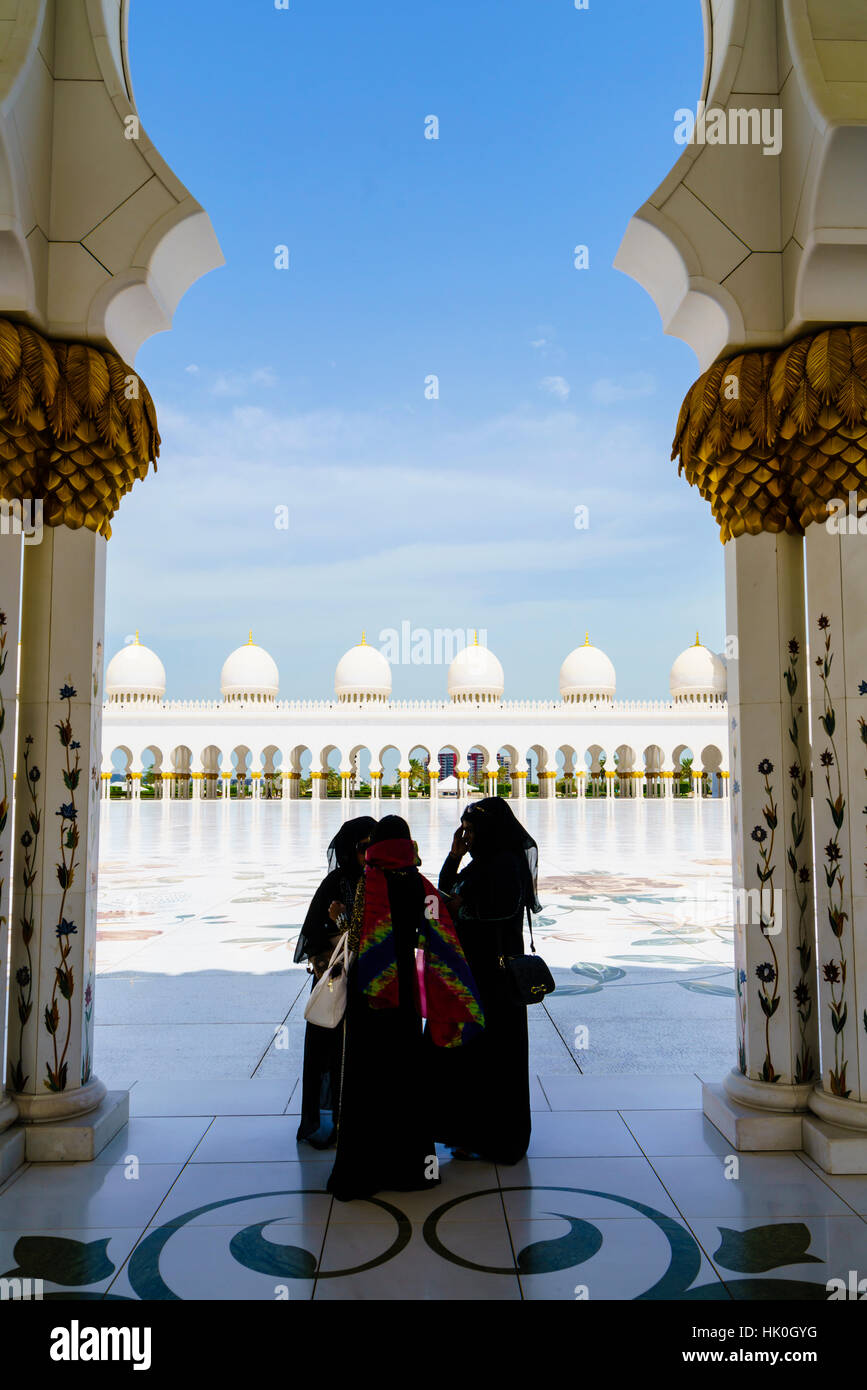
[104, 696, 728, 717]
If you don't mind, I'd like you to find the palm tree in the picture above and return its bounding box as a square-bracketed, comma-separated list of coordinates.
[409, 757, 428, 795]
[679, 753, 693, 796]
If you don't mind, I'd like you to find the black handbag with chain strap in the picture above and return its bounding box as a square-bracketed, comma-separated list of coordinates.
[499, 907, 555, 1005]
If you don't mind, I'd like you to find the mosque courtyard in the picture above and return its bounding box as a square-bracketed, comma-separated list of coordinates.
[2, 799, 866, 1301]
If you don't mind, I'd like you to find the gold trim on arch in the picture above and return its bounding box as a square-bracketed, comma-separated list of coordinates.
[0, 318, 160, 539]
[672, 326, 867, 541]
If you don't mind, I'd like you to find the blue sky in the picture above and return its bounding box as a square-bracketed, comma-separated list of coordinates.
[110, 0, 723, 701]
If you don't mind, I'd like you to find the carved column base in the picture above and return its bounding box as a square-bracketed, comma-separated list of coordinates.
[808, 1087, 867, 1132]
[703, 1078, 805, 1153]
[15, 1073, 106, 1124]
[19, 1089, 129, 1164]
[723, 1067, 813, 1113]
[802, 1090, 867, 1174]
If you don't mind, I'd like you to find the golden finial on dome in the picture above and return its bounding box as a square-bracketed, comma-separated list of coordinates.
[360, 631, 367, 646]
[473, 630, 479, 646]
[248, 630, 254, 646]
[695, 631, 701, 646]
[134, 630, 140, 645]
[583, 631, 590, 646]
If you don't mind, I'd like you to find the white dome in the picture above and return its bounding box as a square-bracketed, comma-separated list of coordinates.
[559, 634, 616, 704]
[221, 633, 279, 703]
[448, 636, 504, 703]
[335, 635, 392, 703]
[670, 636, 727, 704]
[105, 634, 166, 704]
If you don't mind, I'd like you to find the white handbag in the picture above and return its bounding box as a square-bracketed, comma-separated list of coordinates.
[304, 932, 353, 1029]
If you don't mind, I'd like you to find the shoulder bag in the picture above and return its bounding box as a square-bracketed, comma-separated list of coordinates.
[304, 931, 354, 1028]
[499, 908, 556, 1005]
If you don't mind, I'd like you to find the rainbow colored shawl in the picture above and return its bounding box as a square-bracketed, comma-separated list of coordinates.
[356, 838, 484, 1048]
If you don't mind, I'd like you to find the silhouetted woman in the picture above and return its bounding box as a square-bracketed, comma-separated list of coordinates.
[294, 815, 376, 1147]
[328, 815, 484, 1202]
[429, 796, 541, 1164]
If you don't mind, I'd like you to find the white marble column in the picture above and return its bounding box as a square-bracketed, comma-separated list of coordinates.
[703, 532, 819, 1151]
[0, 533, 23, 1178]
[801, 521, 867, 1170]
[7, 528, 127, 1159]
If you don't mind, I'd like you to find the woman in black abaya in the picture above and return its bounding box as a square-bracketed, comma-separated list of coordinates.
[428, 796, 541, 1164]
[327, 815, 484, 1202]
[294, 815, 376, 1147]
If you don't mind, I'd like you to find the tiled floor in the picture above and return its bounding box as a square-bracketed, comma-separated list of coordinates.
[93, 798, 736, 1085]
[2, 1075, 865, 1301]
[4, 799, 851, 1299]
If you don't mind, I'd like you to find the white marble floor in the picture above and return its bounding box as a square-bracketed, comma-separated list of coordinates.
[2, 1072, 864, 1301]
[94, 797, 736, 1085]
[4, 799, 862, 1301]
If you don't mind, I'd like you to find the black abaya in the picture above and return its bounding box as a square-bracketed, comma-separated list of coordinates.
[327, 868, 438, 1202]
[426, 848, 532, 1164]
[294, 869, 347, 1144]
[294, 817, 377, 1147]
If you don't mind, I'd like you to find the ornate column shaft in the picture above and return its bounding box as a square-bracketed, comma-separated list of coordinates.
[705, 530, 818, 1147]
[7, 527, 127, 1154]
[801, 520, 867, 1169]
[0, 535, 23, 1177]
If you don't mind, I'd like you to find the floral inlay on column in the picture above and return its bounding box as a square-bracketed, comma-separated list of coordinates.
[730, 717, 748, 1074]
[752, 759, 780, 1082]
[815, 616, 850, 1098]
[784, 639, 814, 1084]
[44, 684, 81, 1094]
[11, 736, 41, 1092]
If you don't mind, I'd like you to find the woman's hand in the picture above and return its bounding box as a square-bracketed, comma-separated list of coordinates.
[328, 900, 346, 924]
[450, 826, 469, 859]
[310, 951, 332, 981]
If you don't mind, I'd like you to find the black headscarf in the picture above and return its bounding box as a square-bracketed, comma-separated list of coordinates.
[327, 815, 379, 874]
[461, 797, 541, 912]
[294, 815, 377, 963]
[370, 815, 412, 844]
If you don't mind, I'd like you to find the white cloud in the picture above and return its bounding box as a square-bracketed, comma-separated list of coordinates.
[590, 373, 655, 405]
[210, 367, 278, 397]
[106, 389, 723, 699]
[540, 376, 570, 401]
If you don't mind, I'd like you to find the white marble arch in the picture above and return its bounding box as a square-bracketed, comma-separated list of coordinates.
[0, 0, 224, 362]
[615, 0, 867, 369]
[101, 698, 730, 805]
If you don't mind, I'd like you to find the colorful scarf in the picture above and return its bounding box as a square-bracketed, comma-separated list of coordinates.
[355, 838, 484, 1048]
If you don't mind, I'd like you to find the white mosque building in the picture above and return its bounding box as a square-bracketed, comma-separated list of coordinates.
[100, 630, 730, 801]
